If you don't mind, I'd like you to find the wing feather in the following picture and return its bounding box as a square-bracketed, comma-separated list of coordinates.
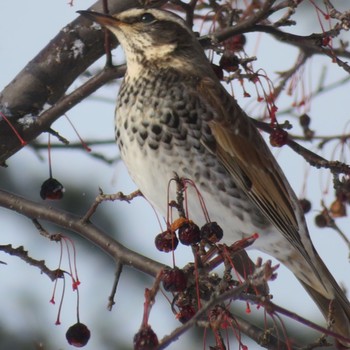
[197, 77, 308, 257]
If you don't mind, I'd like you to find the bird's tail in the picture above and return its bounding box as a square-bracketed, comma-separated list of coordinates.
[297, 251, 350, 347]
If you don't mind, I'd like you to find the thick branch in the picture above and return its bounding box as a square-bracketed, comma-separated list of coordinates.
[0, 189, 164, 277]
[0, 0, 140, 163]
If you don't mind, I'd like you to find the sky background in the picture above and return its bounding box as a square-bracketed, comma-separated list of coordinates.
[1, 0, 350, 349]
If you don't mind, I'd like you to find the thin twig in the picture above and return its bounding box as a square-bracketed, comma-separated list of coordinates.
[0, 244, 64, 282]
[82, 189, 143, 222]
[107, 261, 124, 311]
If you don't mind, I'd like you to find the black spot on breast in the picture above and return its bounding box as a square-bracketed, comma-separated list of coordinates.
[163, 133, 172, 144]
[140, 130, 148, 140]
[151, 124, 162, 135]
[148, 141, 159, 150]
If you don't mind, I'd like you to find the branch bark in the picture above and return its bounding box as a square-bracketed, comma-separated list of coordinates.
[0, 188, 165, 276]
[0, 0, 141, 164]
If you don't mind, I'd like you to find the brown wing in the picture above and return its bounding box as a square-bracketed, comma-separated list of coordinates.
[197, 77, 350, 342]
[197, 77, 309, 259]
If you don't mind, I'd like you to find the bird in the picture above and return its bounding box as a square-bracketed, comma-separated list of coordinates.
[78, 8, 350, 344]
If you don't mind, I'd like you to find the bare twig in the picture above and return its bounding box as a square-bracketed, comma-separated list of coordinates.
[107, 261, 124, 311]
[0, 244, 64, 282]
[273, 51, 309, 100]
[83, 189, 143, 222]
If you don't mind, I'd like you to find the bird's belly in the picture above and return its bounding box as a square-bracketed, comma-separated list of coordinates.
[117, 130, 276, 247]
[115, 78, 279, 249]
[119, 139, 326, 294]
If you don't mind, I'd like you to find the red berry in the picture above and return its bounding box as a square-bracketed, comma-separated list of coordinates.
[161, 267, 187, 292]
[40, 177, 65, 200]
[133, 325, 159, 350]
[66, 323, 91, 347]
[219, 54, 240, 72]
[155, 230, 178, 252]
[178, 221, 201, 245]
[200, 222, 223, 243]
[269, 128, 288, 147]
[223, 34, 246, 52]
[176, 305, 196, 323]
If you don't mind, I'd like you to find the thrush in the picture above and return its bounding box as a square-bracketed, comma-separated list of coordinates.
[78, 8, 350, 344]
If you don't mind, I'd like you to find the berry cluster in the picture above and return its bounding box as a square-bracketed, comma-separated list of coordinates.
[155, 220, 223, 252]
[133, 176, 267, 349]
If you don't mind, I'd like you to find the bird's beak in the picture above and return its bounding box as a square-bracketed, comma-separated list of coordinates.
[77, 10, 120, 27]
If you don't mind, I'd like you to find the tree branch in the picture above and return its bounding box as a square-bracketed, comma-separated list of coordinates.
[0, 0, 141, 164]
[0, 188, 165, 277]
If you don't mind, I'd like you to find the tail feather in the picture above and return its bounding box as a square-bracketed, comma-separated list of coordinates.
[296, 250, 350, 347]
[299, 279, 350, 346]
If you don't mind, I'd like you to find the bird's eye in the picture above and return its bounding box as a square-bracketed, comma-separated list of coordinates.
[140, 13, 156, 23]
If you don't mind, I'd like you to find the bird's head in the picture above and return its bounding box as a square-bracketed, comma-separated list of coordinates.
[78, 8, 209, 76]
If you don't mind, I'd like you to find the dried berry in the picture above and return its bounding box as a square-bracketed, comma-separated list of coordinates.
[133, 325, 159, 350]
[176, 305, 196, 323]
[219, 54, 240, 72]
[269, 128, 288, 147]
[315, 213, 328, 228]
[66, 323, 91, 347]
[161, 267, 187, 292]
[178, 221, 201, 245]
[155, 230, 178, 252]
[40, 177, 65, 200]
[200, 222, 224, 243]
